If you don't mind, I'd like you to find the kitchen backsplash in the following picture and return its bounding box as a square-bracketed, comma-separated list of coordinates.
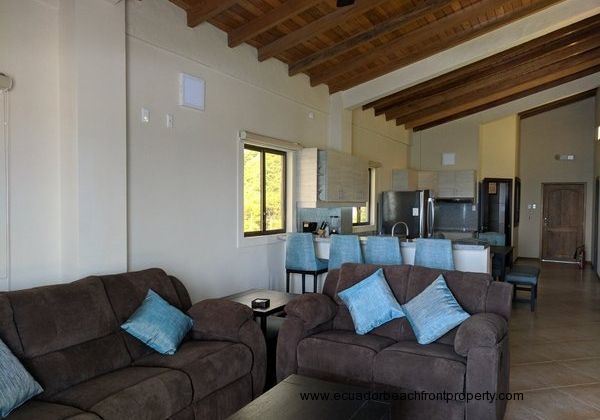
[434, 202, 478, 232]
[296, 207, 353, 234]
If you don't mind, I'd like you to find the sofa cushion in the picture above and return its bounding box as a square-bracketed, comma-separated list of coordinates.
[100, 268, 186, 360]
[134, 341, 253, 402]
[373, 341, 466, 394]
[27, 333, 131, 397]
[8, 277, 119, 358]
[8, 400, 101, 420]
[338, 268, 405, 335]
[297, 330, 395, 384]
[46, 367, 192, 420]
[0, 294, 23, 358]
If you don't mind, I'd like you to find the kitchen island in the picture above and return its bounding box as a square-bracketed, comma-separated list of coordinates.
[279, 235, 491, 275]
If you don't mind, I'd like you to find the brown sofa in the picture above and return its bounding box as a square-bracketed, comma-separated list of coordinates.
[0, 268, 266, 420]
[277, 263, 512, 420]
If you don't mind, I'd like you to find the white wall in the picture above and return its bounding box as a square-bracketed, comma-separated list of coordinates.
[0, 0, 61, 290]
[519, 98, 596, 259]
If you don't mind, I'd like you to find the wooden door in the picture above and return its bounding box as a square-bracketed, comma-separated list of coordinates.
[542, 183, 585, 261]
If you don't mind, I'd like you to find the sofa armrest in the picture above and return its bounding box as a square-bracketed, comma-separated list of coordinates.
[285, 293, 337, 329]
[454, 313, 508, 357]
[187, 299, 254, 342]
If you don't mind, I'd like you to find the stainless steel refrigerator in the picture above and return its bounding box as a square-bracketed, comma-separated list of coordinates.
[379, 190, 435, 238]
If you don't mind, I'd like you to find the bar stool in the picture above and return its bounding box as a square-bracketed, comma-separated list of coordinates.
[364, 236, 402, 265]
[414, 238, 455, 270]
[328, 235, 363, 270]
[505, 265, 540, 312]
[285, 233, 328, 293]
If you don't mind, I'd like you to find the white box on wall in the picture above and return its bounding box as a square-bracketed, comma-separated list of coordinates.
[179, 73, 205, 111]
[442, 152, 456, 166]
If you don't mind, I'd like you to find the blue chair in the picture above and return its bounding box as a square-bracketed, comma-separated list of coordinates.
[506, 265, 540, 312]
[364, 236, 402, 265]
[414, 238, 455, 270]
[285, 233, 328, 293]
[479, 231, 506, 246]
[328, 235, 363, 270]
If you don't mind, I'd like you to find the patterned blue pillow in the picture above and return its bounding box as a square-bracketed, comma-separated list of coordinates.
[121, 289, 193, 355]
[0, 338, 43, 417]
[338, 268, 405, 335]
[403, 274, 470, 345]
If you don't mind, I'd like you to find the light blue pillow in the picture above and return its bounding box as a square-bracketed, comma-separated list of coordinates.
[403, 274, 470, 345]
[0, 338, 43, 417]
[338, 268, 405, 335]
[121, 289, 193, 355]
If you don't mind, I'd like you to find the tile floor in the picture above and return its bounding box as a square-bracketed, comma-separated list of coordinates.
[506, 260, 600, 420]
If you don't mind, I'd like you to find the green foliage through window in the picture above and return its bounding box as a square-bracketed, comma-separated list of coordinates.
[243, 145, 286, 236]
[353, 168, 373, 226]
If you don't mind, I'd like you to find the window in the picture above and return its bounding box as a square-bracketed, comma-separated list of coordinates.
[243, 144, 287, 236]
[353, 168, 373, 226]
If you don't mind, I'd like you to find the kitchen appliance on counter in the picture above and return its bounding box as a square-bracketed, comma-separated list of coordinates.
[379, 190, 434, 239]
[302, 222, 318, 233]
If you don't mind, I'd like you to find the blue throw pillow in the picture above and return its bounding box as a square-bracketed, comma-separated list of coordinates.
[121, 289, 193, 355]
[403, 274, 470, 345]
[338, 268, 405, 335]
[0, 338, 43, 417]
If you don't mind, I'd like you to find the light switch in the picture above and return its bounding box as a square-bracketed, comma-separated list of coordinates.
[166, 114, 174, 128]
[141, 108, 149, 123]
[412, 208, 419, 216]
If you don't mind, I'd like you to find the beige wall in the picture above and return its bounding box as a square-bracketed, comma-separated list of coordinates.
[479, 115, 520, 179]
[595, 88, 600, 274]
[410, 119, 479, 172]
[519, 98, 596, 259]
[352, 109, 410, 194]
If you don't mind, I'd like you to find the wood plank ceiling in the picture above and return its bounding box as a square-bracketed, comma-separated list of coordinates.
[169, 0, 565, 94]
[363, 15, 600, 130]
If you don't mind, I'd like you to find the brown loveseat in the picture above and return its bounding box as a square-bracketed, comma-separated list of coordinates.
[277, 264, 512, 420]
[0, 268, 265, 420]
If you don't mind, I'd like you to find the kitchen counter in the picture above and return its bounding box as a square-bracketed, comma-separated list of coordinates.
[278, 234, 491, 274]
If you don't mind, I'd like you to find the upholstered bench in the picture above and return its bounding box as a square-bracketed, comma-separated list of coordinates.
[505, 265, 540, 311]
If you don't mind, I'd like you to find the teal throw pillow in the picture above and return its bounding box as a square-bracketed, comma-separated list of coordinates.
[338, 268, 405, 335]
[0, 338, 43, 417]
[403, 274, 470, 345]
[121, 289, 193, 355]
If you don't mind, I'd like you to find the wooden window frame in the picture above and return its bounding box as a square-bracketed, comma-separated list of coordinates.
[243, 144, 287, 237]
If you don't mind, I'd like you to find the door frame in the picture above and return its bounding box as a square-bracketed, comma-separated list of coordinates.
[540, 182, 586, 263]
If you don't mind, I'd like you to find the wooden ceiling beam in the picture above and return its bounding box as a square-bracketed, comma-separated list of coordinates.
[401, 51, 600, 129]
[364, 15, 600, 112]
[228, 0, 324, 48]
[257, 0, 390, 62]
[186, 0, 239, 28]
[386, 32, 600, 121]
[322, 0, 562, 90]
[412, 65, 600, 131]
[519, 89, 597, 119]
[287, 0, 453, 76]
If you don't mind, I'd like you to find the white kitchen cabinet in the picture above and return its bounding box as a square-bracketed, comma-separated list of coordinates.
[297, 148, 369, 207]
[391, 169, 418, 191]
[418, 171, 438, 193]
[436, 170, 476, 199]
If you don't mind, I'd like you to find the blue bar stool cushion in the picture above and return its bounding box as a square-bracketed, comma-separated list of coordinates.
[328, 235, 363, 270]
[364, 236, 402, 265]
[414, 238, 455, 271]
[285, 233, 328, 293]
